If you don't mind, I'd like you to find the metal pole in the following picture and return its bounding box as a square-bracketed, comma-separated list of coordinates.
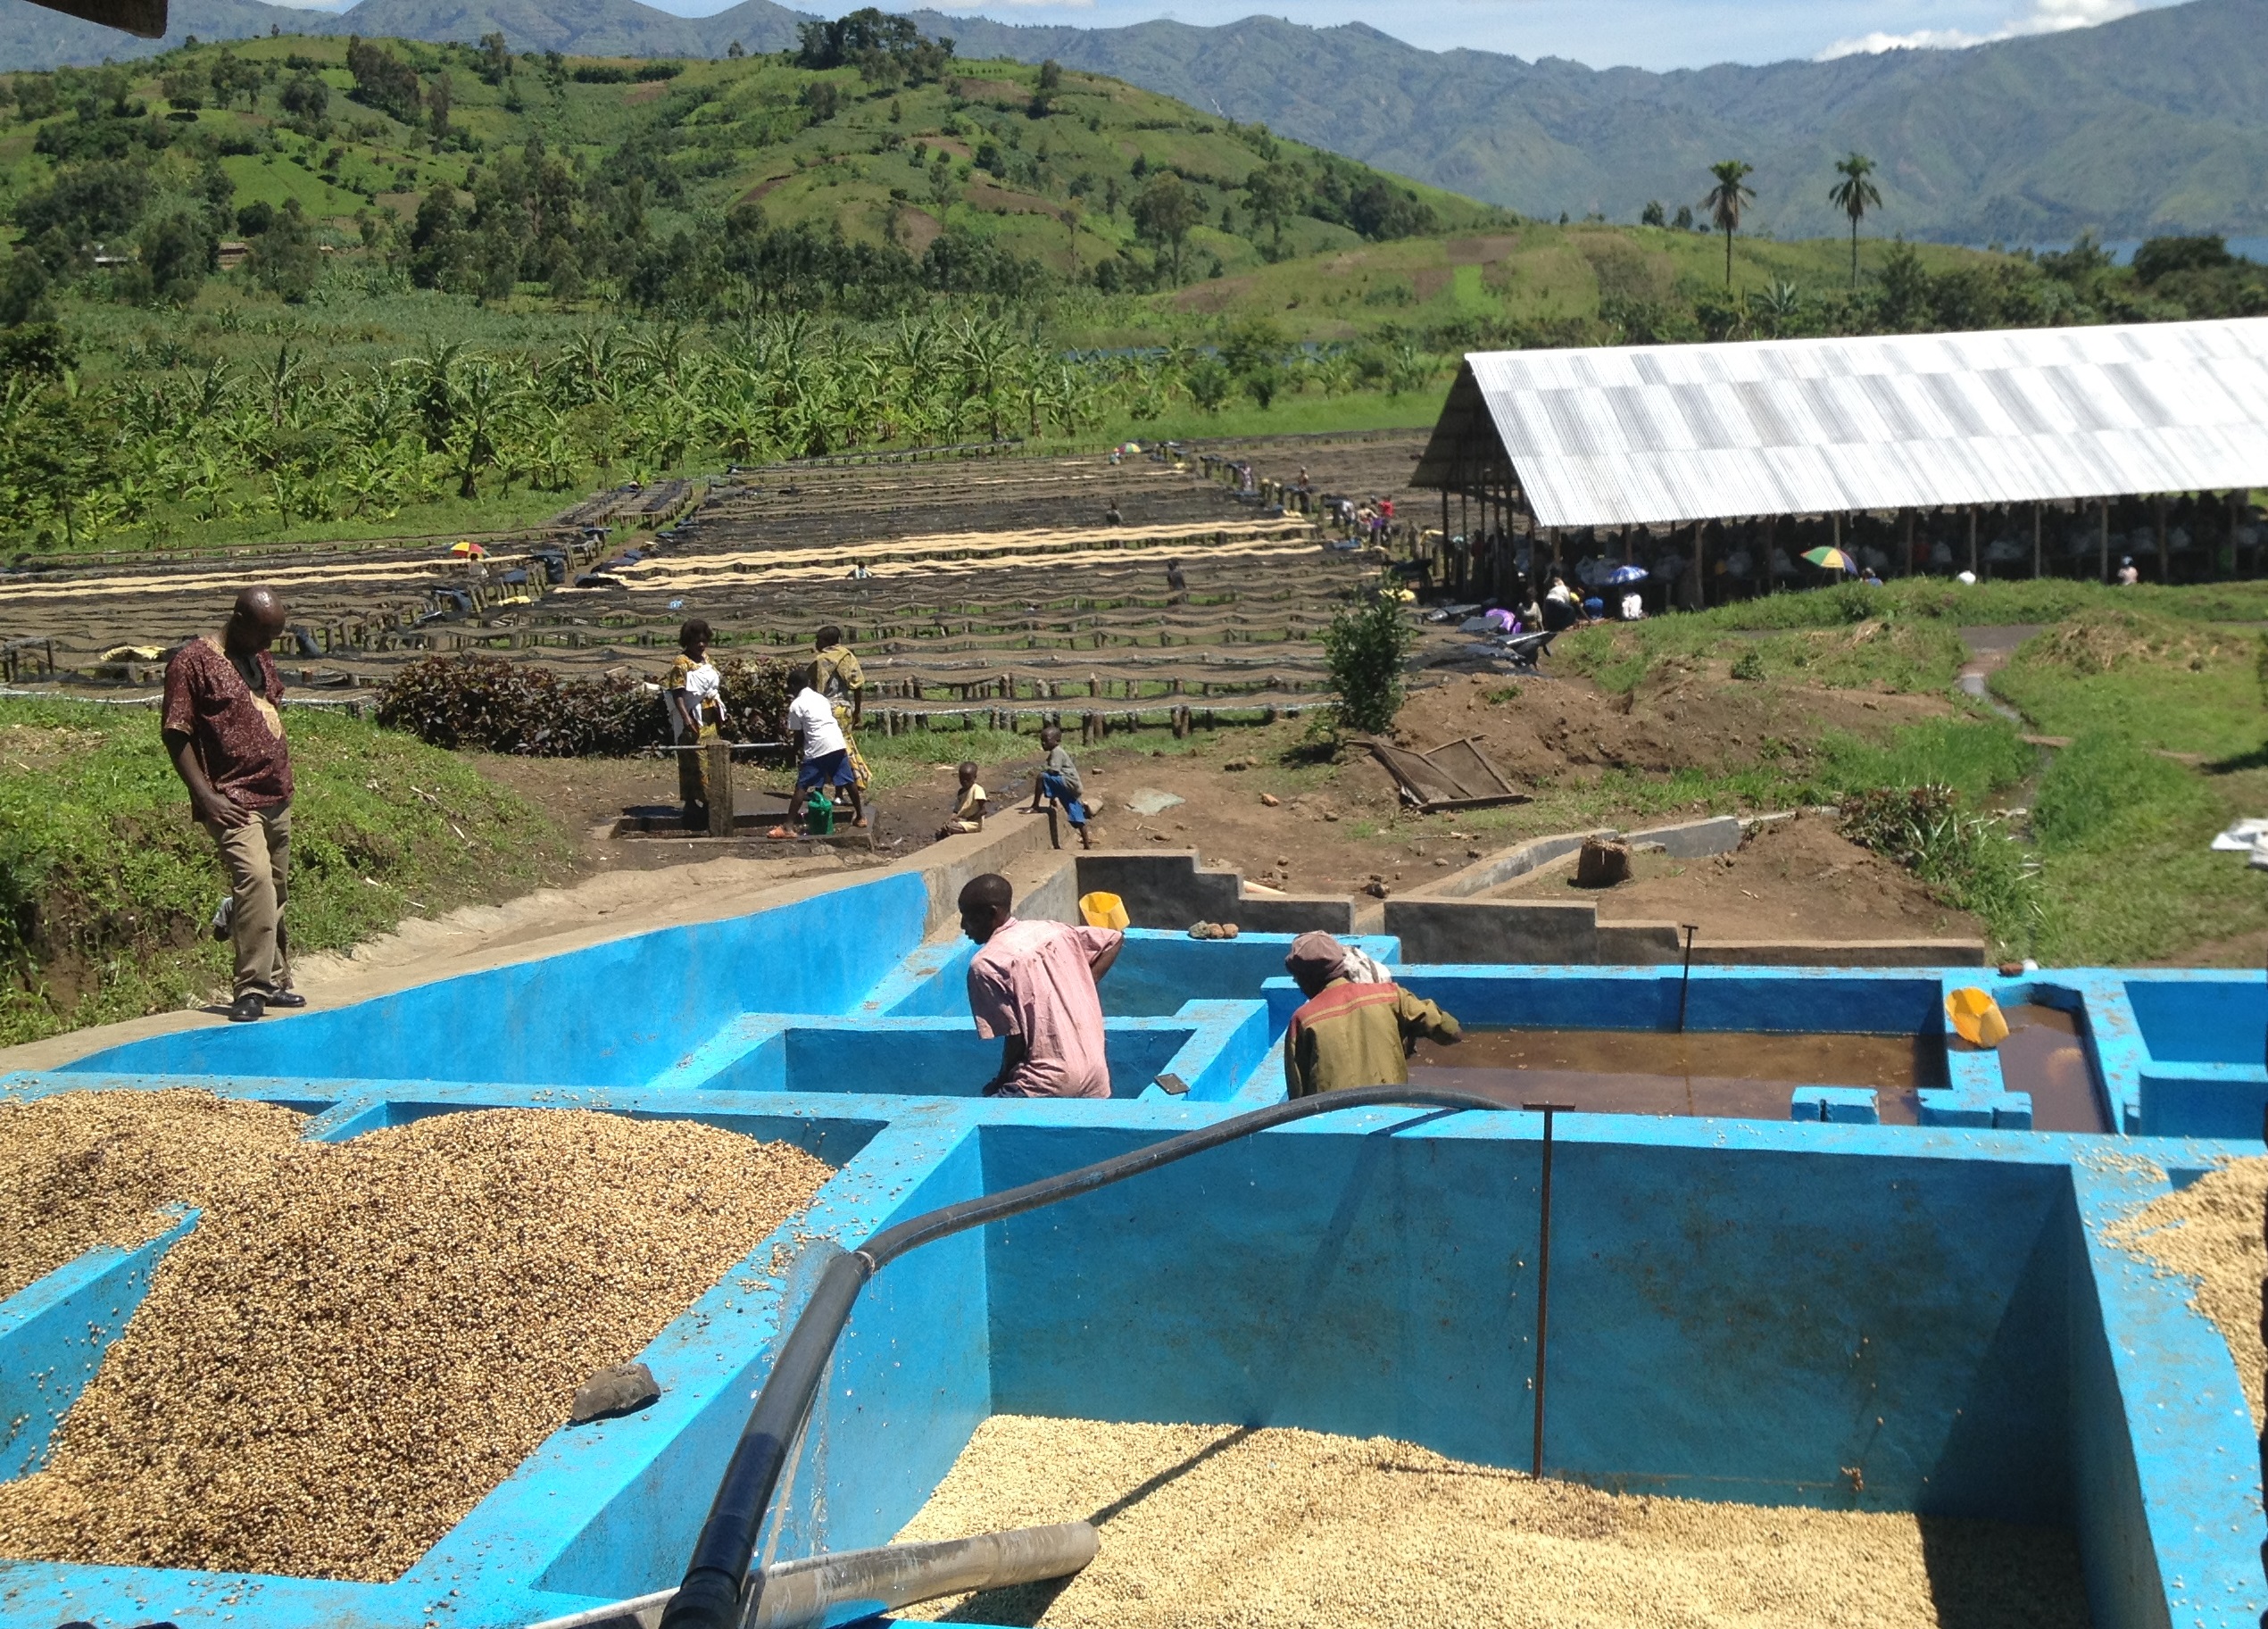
[2032, 503, 2042, 579]
[1968, 509, 1979, 578]
[1676, 924, 1700, 1032]
[2100, 501, 2110, 583]
[1524, 1100, 1571, 1480]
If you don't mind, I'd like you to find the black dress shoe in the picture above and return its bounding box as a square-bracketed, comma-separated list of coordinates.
[226, 993, 265, 1022]
[266, 990, 307, 1009]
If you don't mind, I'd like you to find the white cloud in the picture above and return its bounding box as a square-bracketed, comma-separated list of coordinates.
[1817, 0, 2137, 57]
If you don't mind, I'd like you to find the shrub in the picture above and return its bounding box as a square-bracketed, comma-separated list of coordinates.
[1321, 580, 1416, 735]
[376, 655, 793, 756]
[1840, 783, 2039, 954]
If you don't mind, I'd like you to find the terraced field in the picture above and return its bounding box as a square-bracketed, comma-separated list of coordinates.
[0, 434, 1430, 725]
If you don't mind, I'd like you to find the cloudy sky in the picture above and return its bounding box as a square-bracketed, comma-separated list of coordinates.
[625, 0, 2188, 71]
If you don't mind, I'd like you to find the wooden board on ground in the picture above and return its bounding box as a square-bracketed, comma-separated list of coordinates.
[1367, 736, 1527, 812]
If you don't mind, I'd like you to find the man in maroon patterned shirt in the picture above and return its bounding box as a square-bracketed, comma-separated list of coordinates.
[162, 587, 304, 1023]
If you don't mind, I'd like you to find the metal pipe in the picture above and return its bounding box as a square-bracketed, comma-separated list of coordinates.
[1524, 1101, 1571, 1479]
[531, 1524, 1100, 1629]
[1676, 924, 1700, 1033]
[660, 1086, 1514, 1629]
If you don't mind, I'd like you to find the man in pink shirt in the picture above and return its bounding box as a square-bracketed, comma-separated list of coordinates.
[960, 873, 1123, 1098]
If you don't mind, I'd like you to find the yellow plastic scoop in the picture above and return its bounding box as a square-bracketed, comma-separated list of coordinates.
[1946, 986, 2010, 1048]
[1079, 891, 1130, 931]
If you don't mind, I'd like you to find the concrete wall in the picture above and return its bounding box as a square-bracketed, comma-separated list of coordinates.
[1074, 852, 1354, 935]
[677, 1008, 1268, 1103]
[968, 1121, 2076, 1517]
[1409, 816, 1745, 902]
[1386, 896, 1983, 968]
[0, 1210, 195, 1479]
[9, 910, 2268, 1629]
[1392, 814, 1983, 968]
[63, 870, 941, 1087]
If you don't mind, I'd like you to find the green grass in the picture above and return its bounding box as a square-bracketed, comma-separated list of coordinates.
[2026, 730, 2264, 963]
[1561, 611, 1971, 696]
[1120, 384, 1450, 443]
[0, 700, 571, 1044]
[1992, 611, 2268, 759]
[1606, 577, 2268, 636]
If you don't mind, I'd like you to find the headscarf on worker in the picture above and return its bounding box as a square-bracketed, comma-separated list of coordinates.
[1281, 933, 1461, 1098]
[1284, 931, 1396, 990]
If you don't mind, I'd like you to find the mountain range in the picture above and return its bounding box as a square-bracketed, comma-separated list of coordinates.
[2, 0, 2262, 241]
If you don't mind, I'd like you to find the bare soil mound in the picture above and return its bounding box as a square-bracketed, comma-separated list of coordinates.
[1394, 668, 1952, 785]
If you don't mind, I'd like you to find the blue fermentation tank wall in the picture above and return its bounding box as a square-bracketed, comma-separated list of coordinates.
[3, 868, 2263, 1629]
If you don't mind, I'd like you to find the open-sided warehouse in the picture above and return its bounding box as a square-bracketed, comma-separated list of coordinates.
[1412, 316, 2268, 603]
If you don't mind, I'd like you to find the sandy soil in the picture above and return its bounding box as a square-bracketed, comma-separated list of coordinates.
[1491, 812, 1981, 943]
[463, 750, 907, 871]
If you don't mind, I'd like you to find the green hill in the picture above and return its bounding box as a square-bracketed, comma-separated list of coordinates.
[4, 0, 2264, 240]
[0, 33, 1506, 308]
[918, 0, 2268, 243]
[0, 28, 2252, 559]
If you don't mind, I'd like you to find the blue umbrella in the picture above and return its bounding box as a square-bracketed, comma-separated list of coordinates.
[1607, 564, 1649, 586]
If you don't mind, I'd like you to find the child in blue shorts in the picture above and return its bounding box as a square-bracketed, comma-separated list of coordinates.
[1026, 724, 1094, 850]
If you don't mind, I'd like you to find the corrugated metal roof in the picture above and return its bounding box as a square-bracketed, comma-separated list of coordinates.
[1410, 318, 2268, 528]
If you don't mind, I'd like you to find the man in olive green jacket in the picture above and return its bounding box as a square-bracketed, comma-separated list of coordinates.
[1281, 932, 1462, 1097]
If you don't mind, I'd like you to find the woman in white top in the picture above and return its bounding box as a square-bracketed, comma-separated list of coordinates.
[774, 663, 863, 836]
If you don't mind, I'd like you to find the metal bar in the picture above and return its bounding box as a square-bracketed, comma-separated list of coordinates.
[1523, 1100, 1572, 1480]
[660, 1086, 1515, 1629]
[1676, 924, 1700, 1033]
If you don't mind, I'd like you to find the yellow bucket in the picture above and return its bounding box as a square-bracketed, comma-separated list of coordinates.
[1079, 891, 1131, 931]
[1946, 986, 2010, 1049]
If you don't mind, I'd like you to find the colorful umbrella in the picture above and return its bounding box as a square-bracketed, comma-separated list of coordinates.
[1606, 564, 1649, 586]
[451, 539, 486, 559]
[1801, 546, 1857, 573]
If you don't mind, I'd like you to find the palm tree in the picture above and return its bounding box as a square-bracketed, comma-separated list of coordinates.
[1828, 153, 1882, 287]
[1702, 160, 1757, 287]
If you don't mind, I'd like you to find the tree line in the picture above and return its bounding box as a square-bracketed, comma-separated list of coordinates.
[0, 312, 1442, 550]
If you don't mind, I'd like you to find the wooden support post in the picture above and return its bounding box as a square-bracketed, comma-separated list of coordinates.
[2100, 502, 2111, 582]
[703, 741, 735, 839]
[1967, 510, 1978, 578]
[2032, 504, 2042, 578]
[2156, 496, 2169, 583]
